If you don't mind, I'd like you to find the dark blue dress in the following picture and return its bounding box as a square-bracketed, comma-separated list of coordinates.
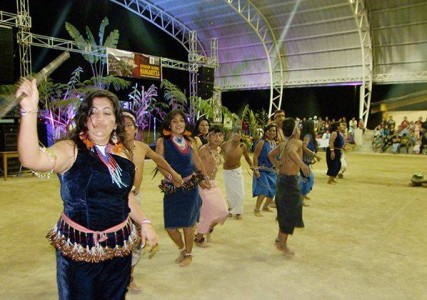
[326, 132, 345, 177]
[54, 149, 135, 300]
[252, 139, 277, 198]
[163, 137, 202, 228]
[300, 134, 316, 196]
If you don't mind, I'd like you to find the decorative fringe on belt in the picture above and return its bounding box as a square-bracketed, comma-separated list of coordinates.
[46, 213, 141, 263]
[159, 170, 205, 194]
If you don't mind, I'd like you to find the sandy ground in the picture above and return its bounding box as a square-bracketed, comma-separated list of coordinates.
[0, 150, 426, 299]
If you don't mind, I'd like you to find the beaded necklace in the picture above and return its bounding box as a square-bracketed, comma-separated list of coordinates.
[267, 139, 277, 150]
[206, 144, 222, 179]
[95, 144, 128, 188]
[172, 135, 187, 151]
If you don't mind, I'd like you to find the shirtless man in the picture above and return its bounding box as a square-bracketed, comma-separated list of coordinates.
[269, 109, 286, 208]
[221, 126, 255, 220]
[268, 118, 310, 257]
[122, 110, 183, 291]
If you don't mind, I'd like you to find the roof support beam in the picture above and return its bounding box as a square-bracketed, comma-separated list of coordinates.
[225, 0, 284, 117]
[16, 0, 32, 77]
[349, 0, 373, 128]
[109, 0, 206, 56]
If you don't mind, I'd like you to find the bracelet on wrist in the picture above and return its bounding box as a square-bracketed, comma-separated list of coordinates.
[141, 219, 152, 225]
[19, 107, 39, 116]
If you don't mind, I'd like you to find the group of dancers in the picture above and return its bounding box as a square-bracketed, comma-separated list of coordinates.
[16, 77, 327, 299]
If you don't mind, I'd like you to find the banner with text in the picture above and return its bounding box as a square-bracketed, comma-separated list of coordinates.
[107, 48, 162, 80]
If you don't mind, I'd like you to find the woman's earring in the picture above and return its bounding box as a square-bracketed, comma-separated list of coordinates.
[111, 130, 118, 144]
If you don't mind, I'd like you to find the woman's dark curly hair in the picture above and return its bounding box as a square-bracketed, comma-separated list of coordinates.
[329, 121, 340, 133]
[263, 123, 277, 140]
[67, 90, 131, 154]
[300, 120, 318, 152]
[160, 110, 194, 142]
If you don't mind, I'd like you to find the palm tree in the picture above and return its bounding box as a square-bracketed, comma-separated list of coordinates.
[160, 79, 188, 112]
[65, 17, 129, 90]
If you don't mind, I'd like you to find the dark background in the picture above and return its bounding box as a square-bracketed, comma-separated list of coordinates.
[1, 0, 426, 128]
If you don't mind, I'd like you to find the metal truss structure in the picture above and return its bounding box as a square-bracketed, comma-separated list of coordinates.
[373, 72, 427, 84]
[225, 0, 284, 117]
[0, 1, 32, 77]
[109, 0, 219, 101]
[0, 0, 211, 96]
[349, 0, 373, 126]
[109, 0, 206, 56]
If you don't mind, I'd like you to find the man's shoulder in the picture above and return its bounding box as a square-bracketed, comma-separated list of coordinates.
[221, 141, 231, 148]
[288, 138, 303, 147]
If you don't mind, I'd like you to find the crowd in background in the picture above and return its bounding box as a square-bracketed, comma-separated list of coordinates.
[243, 113, 427, 155]
[373, 115, 427, 154]
[245, 115, 361, 153]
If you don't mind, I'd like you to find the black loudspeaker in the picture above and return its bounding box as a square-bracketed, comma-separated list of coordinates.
[198, 66, 214, 82]
[198, 82, 214, 99]
[197, 66, 214, 99]
[0, 26, 15, 84]
[0, 122, 18, 151]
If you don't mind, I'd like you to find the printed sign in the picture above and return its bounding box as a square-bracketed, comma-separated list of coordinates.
[107, 48, 161, 80]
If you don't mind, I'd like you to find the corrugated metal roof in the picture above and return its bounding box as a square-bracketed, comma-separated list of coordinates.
[126, 0, 426, 90]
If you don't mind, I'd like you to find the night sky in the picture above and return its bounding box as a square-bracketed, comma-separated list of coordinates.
[1, 1, 426, 127]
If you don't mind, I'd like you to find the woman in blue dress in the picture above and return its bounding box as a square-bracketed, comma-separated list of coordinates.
[299, 120, 321, 201]
[17, 79, 158, 299]
[326, 122, 345, 184]
[252, 124, 277, 216]
[156, 110, 210, 267]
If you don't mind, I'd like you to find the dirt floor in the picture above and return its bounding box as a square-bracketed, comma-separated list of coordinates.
[0, 149, 426, 299]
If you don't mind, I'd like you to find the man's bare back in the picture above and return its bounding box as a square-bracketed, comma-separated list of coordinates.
[268, 139, 309, 177]
[279, 140, 303, 175]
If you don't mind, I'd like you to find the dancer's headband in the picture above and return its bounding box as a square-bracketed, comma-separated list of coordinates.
[123, 112, 137, 125]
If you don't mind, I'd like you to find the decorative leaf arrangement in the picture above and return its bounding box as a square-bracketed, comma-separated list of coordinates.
[128, 83, 168, 142]
[65, 17, 120, 89]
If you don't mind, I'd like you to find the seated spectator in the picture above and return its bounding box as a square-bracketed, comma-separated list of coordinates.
[380, 124, 391, 138]
[420, 131, 427, 155]
[348, 117, 357, 136]
[400, 116, 409, 130]
[387, 115, 396, 134]
[399, 133, 411, 154]
[322, 130, 331, 139]
[391, 133, 401, 154]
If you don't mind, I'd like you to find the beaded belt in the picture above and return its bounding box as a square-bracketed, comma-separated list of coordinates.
[46, 213, 140, 263]
[159, 170, 204, 194]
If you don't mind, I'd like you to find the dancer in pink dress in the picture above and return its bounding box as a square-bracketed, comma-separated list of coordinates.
[194, 125, 229, 246]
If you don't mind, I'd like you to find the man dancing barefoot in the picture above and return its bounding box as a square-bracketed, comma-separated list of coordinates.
[268, 118, 310, 257]
[221, 127, 255, 220]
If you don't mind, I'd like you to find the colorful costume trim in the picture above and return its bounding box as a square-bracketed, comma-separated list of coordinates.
[46, 213, 140, 263]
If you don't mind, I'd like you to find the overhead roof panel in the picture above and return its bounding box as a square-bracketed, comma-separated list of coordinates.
[108, 0, 427, 88]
